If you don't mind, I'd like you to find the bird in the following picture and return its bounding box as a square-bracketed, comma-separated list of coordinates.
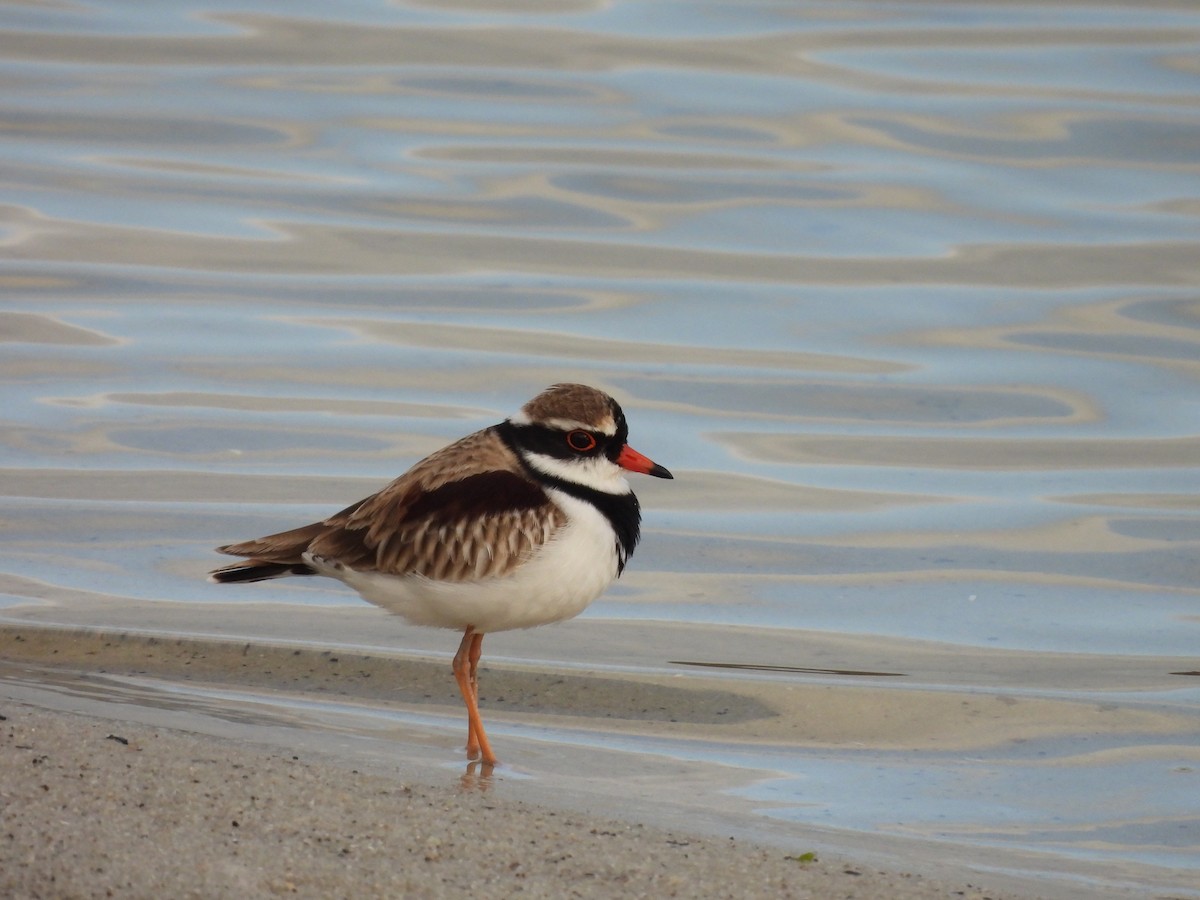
[209, 383, 672, 767]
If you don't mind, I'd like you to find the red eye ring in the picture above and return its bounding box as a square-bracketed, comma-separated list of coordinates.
[566, 429, 597, 452]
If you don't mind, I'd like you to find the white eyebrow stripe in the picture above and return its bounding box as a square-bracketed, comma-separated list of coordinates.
[542, 416, 616, 435]
[508, 411, 617, 436]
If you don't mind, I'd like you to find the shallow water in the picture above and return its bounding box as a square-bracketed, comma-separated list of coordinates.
[2, 1, 1199, 895]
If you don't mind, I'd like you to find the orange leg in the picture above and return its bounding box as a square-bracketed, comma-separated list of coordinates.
[452, 627, 497, 767]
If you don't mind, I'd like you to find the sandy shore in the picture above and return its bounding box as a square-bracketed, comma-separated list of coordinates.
[2, 701, 1027, 900]
[0, 621, 1184, 899]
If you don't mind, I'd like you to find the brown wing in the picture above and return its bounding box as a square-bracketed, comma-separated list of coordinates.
[215, 426, 565, 582]
[313, 470, 561, 580]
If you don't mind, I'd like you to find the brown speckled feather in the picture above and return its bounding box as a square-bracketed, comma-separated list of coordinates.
[214, 427, 566, 582]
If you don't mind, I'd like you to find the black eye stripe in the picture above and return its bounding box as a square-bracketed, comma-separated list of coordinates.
[502, 423, 606, 460]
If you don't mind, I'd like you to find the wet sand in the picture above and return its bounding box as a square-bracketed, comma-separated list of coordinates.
[3, 702, 1024, 900]
[2, 622, 1182, 899]
[0, 623, 1192, 752]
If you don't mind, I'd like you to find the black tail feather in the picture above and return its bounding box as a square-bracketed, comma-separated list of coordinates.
[208, 562, 315, 584]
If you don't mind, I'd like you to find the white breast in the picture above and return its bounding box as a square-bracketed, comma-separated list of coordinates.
[324, 490, 621, 634]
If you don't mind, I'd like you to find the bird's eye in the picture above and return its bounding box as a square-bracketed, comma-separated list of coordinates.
[566, 430, 597, 452]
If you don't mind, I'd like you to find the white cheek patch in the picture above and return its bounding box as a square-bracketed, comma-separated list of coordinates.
[522, 452, 632, 495]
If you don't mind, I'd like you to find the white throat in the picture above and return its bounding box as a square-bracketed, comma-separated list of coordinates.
[520, 451, 632, 495]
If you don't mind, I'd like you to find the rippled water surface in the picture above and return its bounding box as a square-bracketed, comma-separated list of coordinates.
[2, 1, 1198, 895]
